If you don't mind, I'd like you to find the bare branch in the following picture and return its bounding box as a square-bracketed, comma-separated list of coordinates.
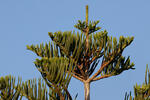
[72, 74, 85, 82]
[91, 74, 112, 82]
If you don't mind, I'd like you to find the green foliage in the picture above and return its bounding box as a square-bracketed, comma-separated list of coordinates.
[48, 31, 86, 63]
[74, 20, 101, 34]
[47, 29, 134, 80]
[21, 78, 49, 100]
[125, 65, 150, 100]
[0, 76, 22, 100]
[26, 42, 60, 58]
[0, 76, 73, 100]
[27, 39, 74, 99]
[34, 57, 73, 95]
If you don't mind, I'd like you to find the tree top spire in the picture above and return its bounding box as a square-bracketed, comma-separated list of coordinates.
[86, 5, 89, 26]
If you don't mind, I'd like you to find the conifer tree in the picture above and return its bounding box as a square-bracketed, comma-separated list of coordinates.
[125, 65, 150, 100]
[0, 5, 135, 100]
[0, 75, 73, 100]
[27, 5, 135, 100]
[0, 76, 22, 100]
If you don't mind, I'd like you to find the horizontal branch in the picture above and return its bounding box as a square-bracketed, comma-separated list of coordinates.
[91, 74, 112, 82]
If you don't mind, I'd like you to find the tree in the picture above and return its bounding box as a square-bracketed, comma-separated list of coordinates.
[0, 5, 135, 100]
[0, 75, 73, 100]
[26, 5, 134, 100]
[124, 65, 150, 100]
[0, 76, 22, 100]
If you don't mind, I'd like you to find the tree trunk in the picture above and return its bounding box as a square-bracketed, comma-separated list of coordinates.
[84, 82, 90, 100]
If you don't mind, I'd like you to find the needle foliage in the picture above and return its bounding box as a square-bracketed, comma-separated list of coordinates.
[125, 65, 150, 100]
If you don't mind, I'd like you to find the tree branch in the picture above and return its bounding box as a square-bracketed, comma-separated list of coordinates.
[72, 71, 84, 79]
[91, 74, 112, 82]
[63, 87, 72, 100]
[76, 64, 86, 78]
[89, 53, 103, 65]
[88, 57, 114, 82]
[43, 78, 65, 100]
[72, 74, 85, 82]
[89, 48, 103, 64]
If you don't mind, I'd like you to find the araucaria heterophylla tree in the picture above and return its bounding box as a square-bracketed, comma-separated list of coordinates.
[124, 65, 150, 100]
[27, 5, 134, 100]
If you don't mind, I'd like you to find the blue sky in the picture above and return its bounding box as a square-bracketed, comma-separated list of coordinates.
[0, 0, 150, 100]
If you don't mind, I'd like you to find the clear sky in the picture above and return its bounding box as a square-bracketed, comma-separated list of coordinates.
[0, 0, 150, 100]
